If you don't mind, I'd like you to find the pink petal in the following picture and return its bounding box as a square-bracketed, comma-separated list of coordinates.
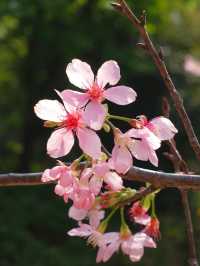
[133, 233, 156, 248]
[47, 128, 74, 158]
[135, 214, 151, 226]
[104, 172, 123, 191]
[66, 59, 94, 89]
[129, 247, 144, 262]
[68, 223, 93, 237]
[54, 184, 65, 196]
[129, 140, 158, 167]
[96, 246, 107, 263]
[80, 168, 93, 183]
[145, 132, 161, 150]
[127, 128, 146, 138]
[83, 101, 106, 130]
[59, 171, 73, 187]
[129, 140, 149, 161]
[58, 89, 89, 112]
[41, 166, 67, 182]
[121, 237, 140, 255]
[97, 60, 120, 88]
[68, 206, 87, 221]
[148, 149, 158, 167]
[93, 163, 110, 177]
[127, 128, 161, 150]
[77, 127, 101, 159]
[111, 145, 133, 174]
[96, 233, 120, 263]
[89, 210, 105, 228]
[102, 242, 120, 262]
[34, 99, 66, 122]
[104, 86, 137, 105]
[89, 175, 103, 195]
[150, 116, 178, 141]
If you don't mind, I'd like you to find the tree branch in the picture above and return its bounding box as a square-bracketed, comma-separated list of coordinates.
[1, 166, 200, 190]
[162, 98, 199, 266]
[112, 0, 200, 162]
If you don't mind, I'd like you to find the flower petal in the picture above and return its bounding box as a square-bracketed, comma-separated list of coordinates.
[129, 247, 144, 262]
[77, 127, 101, 159]
[41, 166, 67, 182]
[34, 100, 66, 122]
[68, 223, 93, 237]
[83, 101, 106, 130]
[89, 175, 103, 195]
[68, 206, 88, 221]
[58, 89, 89, 112]
[89, 210, 105, 228]
[150, 116, 178, 141]
[97, 60, 120, 88]
[47, 128, 74, 158]
[93, 162, 110, 177]
[148, 149, 158, 167]
[104, 172, 123, 191]
[66, 59, 94, 89]
[104, 86, 137, 105]
[111, 145, 133, 174]
[129, 139, 158, 167]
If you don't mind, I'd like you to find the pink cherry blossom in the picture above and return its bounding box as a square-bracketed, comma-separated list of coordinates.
[109, 128, 160, 174]
[71, 168, 95, 210]
[42, 164, 77, 203]
[109, 129, 133, 174]
[54, 171, 75, 203]
[68, 206, 105, 228]
[89, 162, 124, 194]
[62, 59, 137, 130]
[130, 115, 178, 141]
[42, 165, 69, 182]
[68, 222, 104, 247]
[34, 92, 101, 159]
[127, 127, 161, 167]
[96, 231, 156, 263]
[129, 201, 151, 225]
[143, 217, 161, 240]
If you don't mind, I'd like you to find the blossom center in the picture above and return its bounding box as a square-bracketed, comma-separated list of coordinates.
[87, 83, 104, 102]
[63, 112, 81, 130]
[129, 202, 146, 218]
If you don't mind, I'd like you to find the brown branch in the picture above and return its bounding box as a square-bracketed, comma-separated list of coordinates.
[181, 190, 199, 266]
[1, 166, 200, 189]
[112, 0, 200, 162]
[162, 99, 199, 266]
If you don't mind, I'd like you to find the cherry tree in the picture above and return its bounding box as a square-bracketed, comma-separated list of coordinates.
[0, 1, 199, 265]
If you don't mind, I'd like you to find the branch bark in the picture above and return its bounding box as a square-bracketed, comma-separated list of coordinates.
[112, 0, 200, 162]
[162, 98, 199, 266]
[1, 166, 200, 189]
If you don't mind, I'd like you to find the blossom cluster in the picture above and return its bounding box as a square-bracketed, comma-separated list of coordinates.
[34, 59, 177, 263]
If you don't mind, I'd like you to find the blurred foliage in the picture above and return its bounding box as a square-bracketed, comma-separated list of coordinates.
[0, 0, 200, 265]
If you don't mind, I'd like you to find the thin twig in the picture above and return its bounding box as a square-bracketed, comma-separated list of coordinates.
[162, 98, 199, 266]
[181, 190, 199, 266]
[112, 0, 200, 162]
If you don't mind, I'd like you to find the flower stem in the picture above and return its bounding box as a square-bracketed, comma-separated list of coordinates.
[105, 207, 118, 222]
[120, 207, 126, 226]
[107, 114, 131, 123]
[151, 195, 156, 218]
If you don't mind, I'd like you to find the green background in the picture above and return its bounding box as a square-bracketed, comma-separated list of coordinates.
[0, 0, 200, 265]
